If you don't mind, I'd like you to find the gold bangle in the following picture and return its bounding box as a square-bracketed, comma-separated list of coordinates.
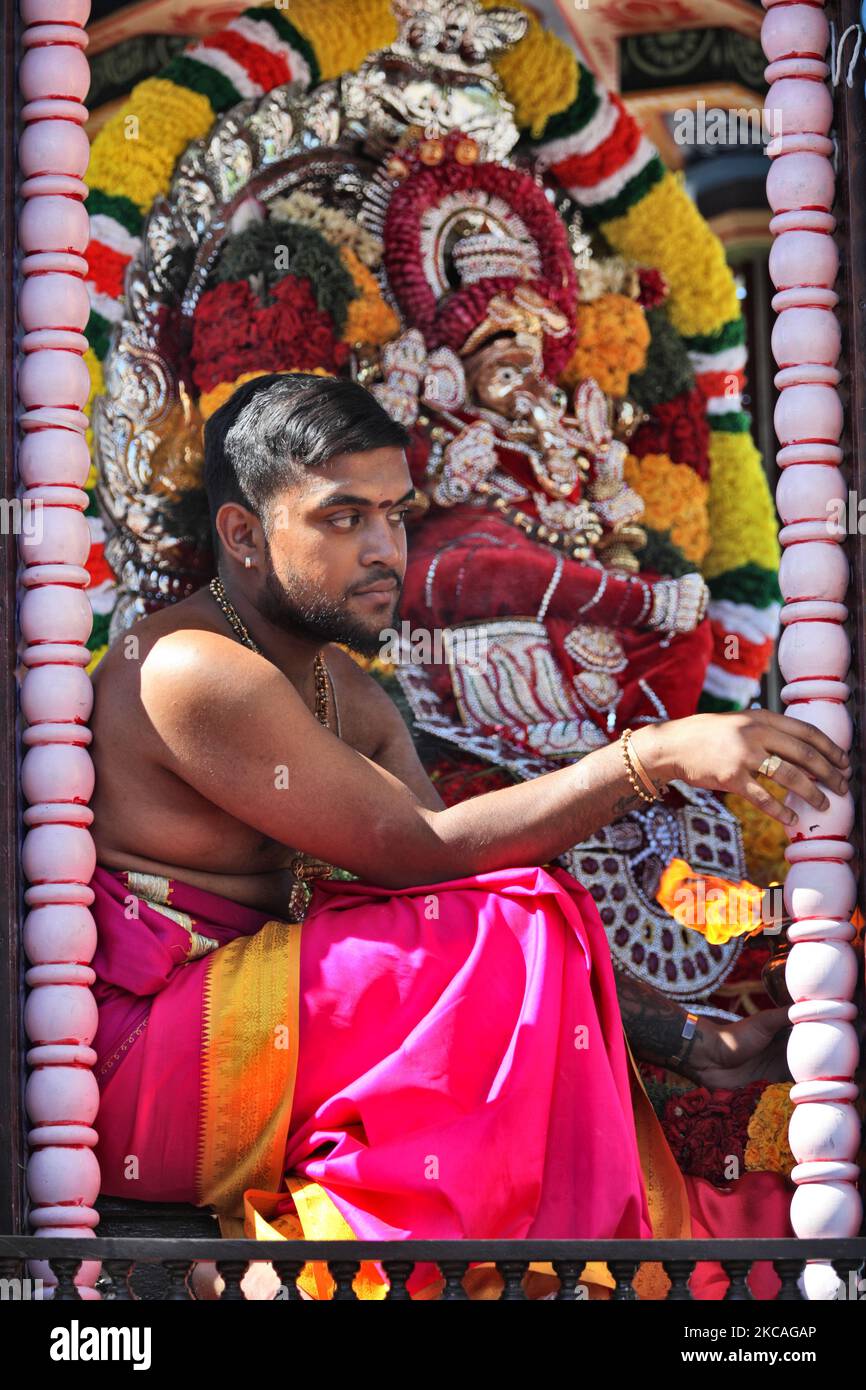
[626, 729, 664, 802]
[620, 729, 656, 805]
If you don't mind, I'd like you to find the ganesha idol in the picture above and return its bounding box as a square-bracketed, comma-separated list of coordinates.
[377, 292, 711, 750]
[367, 135, 746, 1001]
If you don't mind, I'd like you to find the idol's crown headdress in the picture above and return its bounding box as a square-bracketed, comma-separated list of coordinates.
[392, 0, 528, 70]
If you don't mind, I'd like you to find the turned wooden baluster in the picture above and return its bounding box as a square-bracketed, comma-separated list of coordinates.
[762, 0, 862, 1301]
[16, 0, 102, 1302]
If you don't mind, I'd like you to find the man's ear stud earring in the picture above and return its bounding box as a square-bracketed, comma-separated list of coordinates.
[245, 556, 253, 569]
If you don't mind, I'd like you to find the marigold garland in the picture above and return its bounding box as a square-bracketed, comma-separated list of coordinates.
[745, 1083, 795, 1177]
[480, 0, 579, 138]
[560, 293, 649, 397]
[86, 77, 216, 214]
[624, 453, 709, 565]
[340, 248, 400, 347]
[724, 788, 790, 888]
[703, 431, 780, 582]
[84, 348, 104, 423]
[600, 172, 741, 341]
[281, 0, 397, 82]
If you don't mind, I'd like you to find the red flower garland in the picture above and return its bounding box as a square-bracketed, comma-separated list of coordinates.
[662, 1080, 766, 1185]
[637, 267, 668, 310]
[630, 387, 711, 480]
[551, 95, 641, 192]
[85, 240, 130, 300]
[191, 276, 349, 395]
[198, 29, 292, 94]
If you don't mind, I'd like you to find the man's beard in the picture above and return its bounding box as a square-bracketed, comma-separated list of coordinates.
[257, 553, 401, 658]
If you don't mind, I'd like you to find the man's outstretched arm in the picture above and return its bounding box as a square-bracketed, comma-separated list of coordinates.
[141, 629, 849, 891]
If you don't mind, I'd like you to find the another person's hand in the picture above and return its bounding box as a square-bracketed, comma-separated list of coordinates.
[633, 710, 850, 827]
[687, 1008, 791, 1089]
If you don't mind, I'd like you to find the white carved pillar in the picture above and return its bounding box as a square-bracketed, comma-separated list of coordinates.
[17, 0, 100, 1297]
[763, 0, 862, 1299]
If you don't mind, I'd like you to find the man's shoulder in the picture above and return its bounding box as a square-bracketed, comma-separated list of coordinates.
[325, 645, 398, 710]
[94, 603, 258, 711]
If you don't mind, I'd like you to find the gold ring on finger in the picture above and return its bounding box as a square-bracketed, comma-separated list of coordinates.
[758, 754, 783, 779]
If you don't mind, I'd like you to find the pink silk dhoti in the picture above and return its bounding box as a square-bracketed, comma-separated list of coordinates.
[91, 863, 657, 1254]
[90, 861, 795, 1297]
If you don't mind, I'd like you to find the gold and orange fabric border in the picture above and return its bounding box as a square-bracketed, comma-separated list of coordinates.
[196, 918, 303, 1223]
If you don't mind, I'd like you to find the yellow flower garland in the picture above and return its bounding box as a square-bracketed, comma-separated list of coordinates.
[624, 452, 710, 565]
[601, 172, 741, 340]
[745, 1082, 795, 1176]
[481, 0, 578, 139]
[284, 0, 397, 82]
[86, 77, 215, 214]
[83, 348, 104, 453]
[561, 293, 649, 397]
[725, 785, 790, 888]
[703, 431, 780, 581]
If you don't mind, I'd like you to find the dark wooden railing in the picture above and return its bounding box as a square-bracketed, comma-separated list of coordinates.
[0, 1236, 863, 1300]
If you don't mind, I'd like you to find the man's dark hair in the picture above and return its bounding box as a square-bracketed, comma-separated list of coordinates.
[203, 372, 410, 551]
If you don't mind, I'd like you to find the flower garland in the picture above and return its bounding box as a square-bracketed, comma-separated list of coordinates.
[86, 77, 216, 217]
[480, 0, 578, 138]
[191, 276, 350, 395]
[663, 1081, 767, 1185]
[658, 1079, 794, 1186]
[382, 136, 578, 376]
[744, 1084, 795, 1178]
[623, 453, 710, 566]
[341, 248, 400, 348]
[636, 528, 696, 580]
[561, 293, 649, 397]
[212, 218, 359, 332]
[629, 308, 696, 415]
[575, 254, 640, 304]
[630, 388, 710, 480]
[724, 788, 790, 888]
[269, 190, 383, 268]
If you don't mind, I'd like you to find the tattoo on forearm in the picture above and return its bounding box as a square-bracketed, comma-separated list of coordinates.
[614, 970, 695, 1074]
[611, 790, 649, 818]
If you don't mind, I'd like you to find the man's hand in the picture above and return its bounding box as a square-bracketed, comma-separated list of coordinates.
[633, 709, 850, 829]
[688, 1008, 791, 1089]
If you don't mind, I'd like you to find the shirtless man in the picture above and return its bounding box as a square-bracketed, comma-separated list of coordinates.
[90, 372, 850, 1095]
